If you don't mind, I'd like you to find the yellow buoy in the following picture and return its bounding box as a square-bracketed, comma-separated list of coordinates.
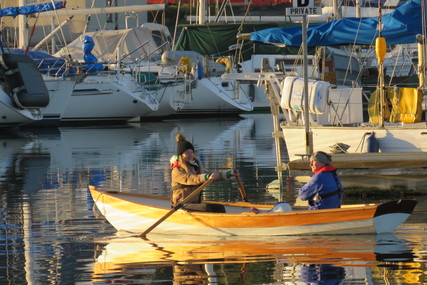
[375, 37, 386, 64]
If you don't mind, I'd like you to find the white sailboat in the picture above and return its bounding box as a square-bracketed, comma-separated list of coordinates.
[8, 2, 165, 123]
[0, 2, 67, 127]
[58, 71, 159, 122]
[223, 0, 427, 177]
[55, 24, 188, 118]
[0, 1, 78, 126]
[54, 23, 253, 117]
[176, 0, 404, 114]
[45, 5, 166, 122]
[143, 48, 254, 116]
[0, 50, 51, 127]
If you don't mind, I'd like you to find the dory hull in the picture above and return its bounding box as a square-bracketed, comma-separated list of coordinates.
[89, 186, 416, 237]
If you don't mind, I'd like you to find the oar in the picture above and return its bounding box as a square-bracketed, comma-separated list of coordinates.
[235, 174, 248, 202]
[140, 178, 214, 238]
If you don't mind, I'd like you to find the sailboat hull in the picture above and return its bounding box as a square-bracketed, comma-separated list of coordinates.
[283, 125, 427, 162]
[61, 74, 158, 121]
[0, 90, 41, 127]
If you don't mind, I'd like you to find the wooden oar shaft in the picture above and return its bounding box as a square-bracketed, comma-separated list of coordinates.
[140, 178, 214, 238]
[235, 175, 247, 202]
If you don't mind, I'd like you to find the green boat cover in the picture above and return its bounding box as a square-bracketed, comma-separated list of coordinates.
[174, 23, 307, 60]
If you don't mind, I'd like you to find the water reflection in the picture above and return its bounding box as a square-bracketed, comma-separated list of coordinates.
[299, 264, 345, 285]
[0, 115, 426, 284]
[0, 116, 279, 284]
[92, 232, 420, 284]
[1, 115, 280, 201]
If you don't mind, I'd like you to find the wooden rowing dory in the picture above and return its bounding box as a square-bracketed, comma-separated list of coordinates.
[89, 185, 417, 237]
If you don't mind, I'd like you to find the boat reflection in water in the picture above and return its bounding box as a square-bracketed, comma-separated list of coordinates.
[298, 264, 345, 284]
[0, 115, 426, 284]
[1, 115, 260, 193]
[92, 232, 418, 284]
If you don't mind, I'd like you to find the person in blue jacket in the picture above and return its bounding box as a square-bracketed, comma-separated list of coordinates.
[298, 151, 343, 210]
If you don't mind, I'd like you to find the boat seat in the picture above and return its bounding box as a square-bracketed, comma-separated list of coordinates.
[0, 53, 49, 109]
[183, 203, 226, 213]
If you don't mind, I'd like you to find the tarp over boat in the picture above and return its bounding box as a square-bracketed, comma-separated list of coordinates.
[54, 24, 171, 62]
[0, 1, 66, 17]
[174, 23, 303, 60]
[250, 0, 423, 47]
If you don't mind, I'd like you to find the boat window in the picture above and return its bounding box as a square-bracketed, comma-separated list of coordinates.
[152, 31, 166, 47]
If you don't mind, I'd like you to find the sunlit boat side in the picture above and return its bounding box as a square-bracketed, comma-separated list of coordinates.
[89, 186, 416, 237]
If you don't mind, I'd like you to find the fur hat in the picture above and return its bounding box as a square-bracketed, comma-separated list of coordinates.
[311, 151, 332, 165]
[176, 133, 194, 155]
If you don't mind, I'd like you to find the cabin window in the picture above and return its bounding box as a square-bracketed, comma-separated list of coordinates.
[152, 31, 165, 47]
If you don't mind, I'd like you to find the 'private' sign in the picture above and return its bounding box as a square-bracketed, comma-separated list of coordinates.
[286, 0, 321, 16]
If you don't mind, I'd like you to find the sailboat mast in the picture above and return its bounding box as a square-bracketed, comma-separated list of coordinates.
[355, 0, 360, 18]
[302, 15, 313, 155]
[18, 0, 28, 49]
[333, 0, 342, 20]
[376, 0, 386, 127]
[418, 0, 427, 89]
[198, 0, 206, 24]
[417, 34, 425, 89]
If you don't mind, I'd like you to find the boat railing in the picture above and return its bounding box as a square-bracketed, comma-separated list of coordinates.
[34, 57, 75, 79]
[33, 57, 119, 81]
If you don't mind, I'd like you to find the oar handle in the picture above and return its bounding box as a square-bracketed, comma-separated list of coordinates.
[140, 178, 214, 238]
[235, 175, 247, 202]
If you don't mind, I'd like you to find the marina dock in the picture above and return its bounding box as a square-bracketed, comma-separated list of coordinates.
[287, 152, 427, 176]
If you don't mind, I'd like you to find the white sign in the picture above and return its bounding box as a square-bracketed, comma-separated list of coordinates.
[286, 0, 322, 16]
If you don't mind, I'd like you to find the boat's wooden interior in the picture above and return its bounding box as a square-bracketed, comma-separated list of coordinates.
[97, 189, 377, 214]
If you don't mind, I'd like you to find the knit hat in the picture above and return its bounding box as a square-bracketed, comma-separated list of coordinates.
[176, 133, 194, 155]
[311, 151, 332, 165]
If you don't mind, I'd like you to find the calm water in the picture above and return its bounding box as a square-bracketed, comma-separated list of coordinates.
[0, 114, 426, 284]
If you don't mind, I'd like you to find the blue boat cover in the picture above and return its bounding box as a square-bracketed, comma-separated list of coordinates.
[0, 1, 66, 17]
[82, 35, 104, 72]
[11, 49, 75, 77]
[250, 0, 423, 47]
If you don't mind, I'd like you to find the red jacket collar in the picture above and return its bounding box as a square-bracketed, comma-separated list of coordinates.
[170, 160, 180, 169]
[314, 164, 336, 174]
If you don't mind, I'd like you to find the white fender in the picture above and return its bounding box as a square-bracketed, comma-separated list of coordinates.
[309, 80, 330, 114]
[281, 76, 330, 114]
[280, 76, 298, 109]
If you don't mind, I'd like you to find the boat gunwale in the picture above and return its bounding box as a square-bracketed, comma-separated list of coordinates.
[89, 186, 417, 234]
[89, 185, 384, 217]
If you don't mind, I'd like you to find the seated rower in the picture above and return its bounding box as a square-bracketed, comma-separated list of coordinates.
[170, 133, 239, 212]
[298, 151, 344, 210]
